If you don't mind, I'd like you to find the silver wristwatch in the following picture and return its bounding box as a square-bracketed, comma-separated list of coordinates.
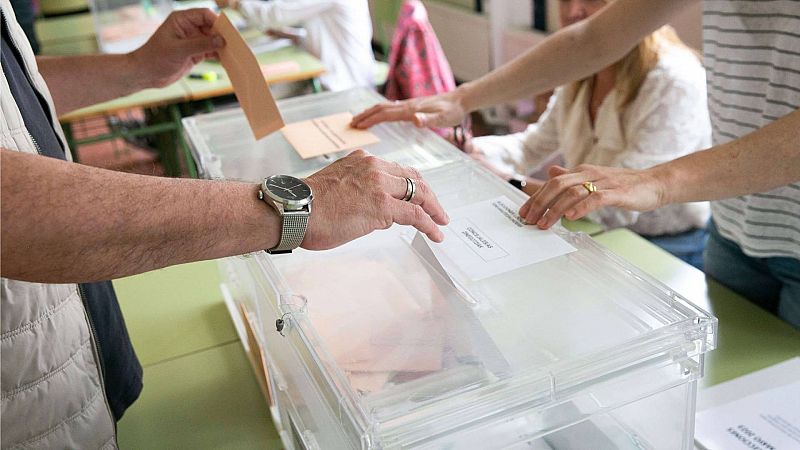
[258, 175, 313, 254]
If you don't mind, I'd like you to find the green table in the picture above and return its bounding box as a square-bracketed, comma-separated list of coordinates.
[113, 261, 281, 448]
[117, 342, 281, 449]
[113, 261, 238, 366]
[39, 0, 88, 16]
[35, 12, 98, 56]
[592, 228, 800, 387]
[561, 217, 605, 236]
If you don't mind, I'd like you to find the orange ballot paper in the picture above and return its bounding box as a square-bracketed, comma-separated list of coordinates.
[212, 12, 284, 139]
[281, 112, 380, 159]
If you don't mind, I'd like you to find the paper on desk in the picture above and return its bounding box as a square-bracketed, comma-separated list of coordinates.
[695, 380, 800, 450]
[422, 196, 576, 281]
[698, 358, 800, 412]
[261, 60, 301, 77]
[212, 12, 284, 140]
[281, 112, 380, 159]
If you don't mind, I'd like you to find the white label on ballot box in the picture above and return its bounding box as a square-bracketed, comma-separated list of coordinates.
[426, 196, 576, 281]
[695, 380, 800, 450]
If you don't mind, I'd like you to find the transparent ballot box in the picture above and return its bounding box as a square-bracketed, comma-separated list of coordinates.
[183, 88, 717, 449]
[89, 0, 172, 53]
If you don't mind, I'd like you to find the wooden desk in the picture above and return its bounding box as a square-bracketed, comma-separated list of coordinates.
[592, 228, 800, 388]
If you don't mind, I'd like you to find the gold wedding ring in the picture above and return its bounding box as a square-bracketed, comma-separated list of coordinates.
[582, 181, 598, 193]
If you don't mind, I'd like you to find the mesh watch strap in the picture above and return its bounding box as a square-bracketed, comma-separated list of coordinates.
[269, 211, 309, 254]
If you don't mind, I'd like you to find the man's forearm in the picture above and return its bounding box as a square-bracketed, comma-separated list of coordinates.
[455, 0, 694, 112]
[655, 109, 800, 205]
[1, 150, 278, 283]
[37, 54, 153, 115]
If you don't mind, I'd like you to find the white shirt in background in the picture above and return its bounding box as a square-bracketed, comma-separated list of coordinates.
[474, 46, 712, 236]
[238, 0, 375, 91]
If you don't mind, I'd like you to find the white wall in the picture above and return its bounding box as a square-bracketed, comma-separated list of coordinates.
[370, 0, 702, 81]
[424, 1, 492, 81]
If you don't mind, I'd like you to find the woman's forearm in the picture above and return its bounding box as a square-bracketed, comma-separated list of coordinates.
[655, 109, 800, 205]
[455, 0, 694, 113]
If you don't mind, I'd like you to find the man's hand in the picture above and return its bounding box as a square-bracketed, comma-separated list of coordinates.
[519, 164, 666, 228]
[351, 91, 467, 130]
[131, 8, 225, 88]
[301, 150, 449, 250]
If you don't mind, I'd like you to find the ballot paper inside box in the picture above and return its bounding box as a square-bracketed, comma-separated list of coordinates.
[186, 87, 717, 450]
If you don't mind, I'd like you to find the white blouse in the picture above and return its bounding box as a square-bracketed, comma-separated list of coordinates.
[474, 47, 712, 236]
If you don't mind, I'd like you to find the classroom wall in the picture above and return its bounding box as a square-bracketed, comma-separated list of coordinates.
[369, 0, 703, 81]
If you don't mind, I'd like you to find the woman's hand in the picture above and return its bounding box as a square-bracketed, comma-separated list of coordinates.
[519, 164, 667, 228]
[351, 90, 467, 130]
[521, 178, 544, 196]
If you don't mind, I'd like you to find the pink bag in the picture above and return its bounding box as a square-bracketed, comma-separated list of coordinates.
[385, 0, 469, 145]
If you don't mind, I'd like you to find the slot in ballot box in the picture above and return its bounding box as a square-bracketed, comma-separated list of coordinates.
[183, 88, 717, 450]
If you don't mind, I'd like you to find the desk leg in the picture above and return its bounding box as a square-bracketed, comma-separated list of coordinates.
[144, 107, 179, 177]
[169, 104, 198, 179]
[62, 121, 79, 162]
[311, 77, 322, 93]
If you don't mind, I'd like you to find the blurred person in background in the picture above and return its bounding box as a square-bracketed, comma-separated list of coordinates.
[215, 0, 375, 91]
[463, 0, 711, 268]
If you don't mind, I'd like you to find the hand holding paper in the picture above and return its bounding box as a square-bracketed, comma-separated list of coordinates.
[212, 12, 284, 139]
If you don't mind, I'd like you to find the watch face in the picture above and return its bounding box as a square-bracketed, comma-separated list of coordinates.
[263, 175, 312, 206]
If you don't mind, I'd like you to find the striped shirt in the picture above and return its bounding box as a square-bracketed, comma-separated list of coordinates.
[704, 0, 800, 259]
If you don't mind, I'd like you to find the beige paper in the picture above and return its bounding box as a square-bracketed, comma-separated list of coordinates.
[281, 112, 380, 159]
[281, 257, 444, 376]
[212, 12, 284, 139]
[260, 61, 301, 77]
